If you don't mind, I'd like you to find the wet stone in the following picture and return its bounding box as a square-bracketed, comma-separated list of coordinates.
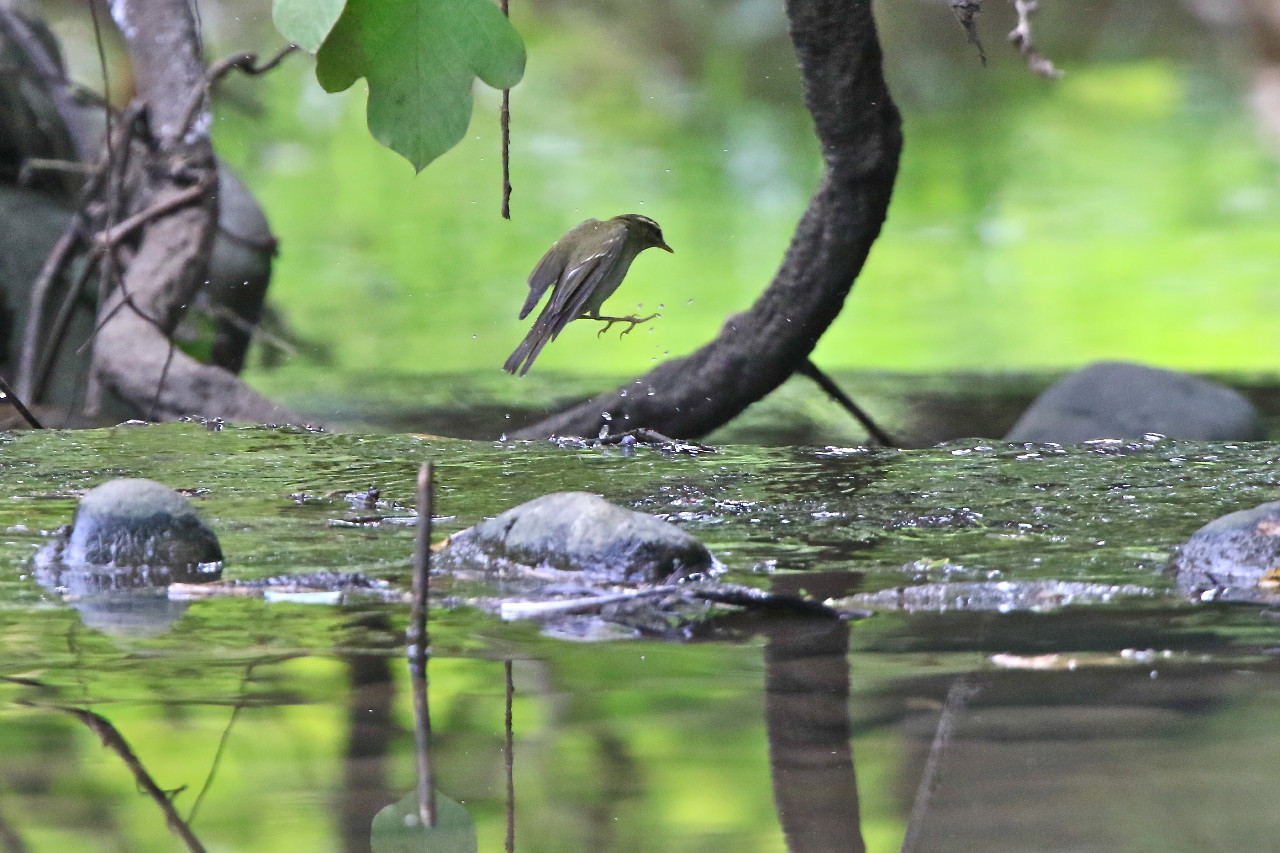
[436, 491, 716, 585]
[1171, 500, 1280, 602]
[1005, 361, 1261, 443]
[36, 478, 223, 582]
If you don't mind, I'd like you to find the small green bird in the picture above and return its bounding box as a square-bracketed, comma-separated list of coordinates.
[503, 214, 673, 376]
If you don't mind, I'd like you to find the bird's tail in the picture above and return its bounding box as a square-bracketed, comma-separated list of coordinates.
[502, 319, 556, 376]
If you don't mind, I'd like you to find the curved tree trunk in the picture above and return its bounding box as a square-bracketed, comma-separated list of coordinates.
[515, 0, 901, 440]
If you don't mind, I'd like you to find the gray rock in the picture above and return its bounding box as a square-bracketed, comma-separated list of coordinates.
[1171, 500, 1280, 601]
[1005, 361, 1260, 443]
[31, 479, 222, 638]
[437, 492, 715, 584]
[45, 478, 222, 573]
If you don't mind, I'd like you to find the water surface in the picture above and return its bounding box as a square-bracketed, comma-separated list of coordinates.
[1, 423, 1277, 851]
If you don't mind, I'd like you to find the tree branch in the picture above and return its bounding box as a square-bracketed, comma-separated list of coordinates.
[514, 0, 901, 439]
[88, 0, 300, 423]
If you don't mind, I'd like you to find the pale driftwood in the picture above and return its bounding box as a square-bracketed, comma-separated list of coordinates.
[86, 0, 301, 423]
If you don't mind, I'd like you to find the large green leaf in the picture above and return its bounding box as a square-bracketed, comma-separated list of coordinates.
[370, 790, 478, 853]
[272, 0, 347, 53]
[315, 0, 526, 172]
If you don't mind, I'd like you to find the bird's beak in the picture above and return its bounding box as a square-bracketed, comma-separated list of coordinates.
[659, 241, 674, 253]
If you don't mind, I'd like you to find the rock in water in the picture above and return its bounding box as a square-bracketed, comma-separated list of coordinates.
[33, 478, 223, 635]
[1005, 361, 1260, 443]
[1171, 500, 1280, 601]
[59, 478, 223, 570]
[437, 491, 715, 584]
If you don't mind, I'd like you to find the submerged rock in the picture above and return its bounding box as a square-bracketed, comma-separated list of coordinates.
[436, 491, 716, 584]
[36, 478, 222, 582]
[1005, 361, 1260, 443]
[838, 580, 1151, 613]
[1171, 501, 1280, 602]
[32, 479, 223, 637]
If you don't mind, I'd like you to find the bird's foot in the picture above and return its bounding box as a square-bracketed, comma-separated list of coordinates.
[592, 313, 660, 338]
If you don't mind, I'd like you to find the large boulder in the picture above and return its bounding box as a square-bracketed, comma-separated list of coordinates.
[1005, 361, 1260, 443]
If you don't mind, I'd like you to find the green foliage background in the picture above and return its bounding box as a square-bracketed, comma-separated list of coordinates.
[200, 0, 1280, 389]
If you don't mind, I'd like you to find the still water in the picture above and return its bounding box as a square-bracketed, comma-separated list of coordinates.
[2, 422, 1279, 852]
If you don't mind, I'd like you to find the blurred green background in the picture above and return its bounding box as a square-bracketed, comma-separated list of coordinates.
[43, 0, 1280, 387]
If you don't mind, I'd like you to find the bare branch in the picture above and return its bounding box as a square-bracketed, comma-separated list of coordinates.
[949, 0, 988, 66]
[1008, 0, 1063, 79]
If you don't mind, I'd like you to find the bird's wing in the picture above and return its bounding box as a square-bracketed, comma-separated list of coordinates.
[518, 219, 599, 320]
[503, 220, 629, 376]
[542, 219, 629, 330]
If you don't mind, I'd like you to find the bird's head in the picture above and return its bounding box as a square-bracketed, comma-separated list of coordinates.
[615, 214, 673, 253]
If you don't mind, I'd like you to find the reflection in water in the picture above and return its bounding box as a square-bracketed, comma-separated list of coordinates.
[763, 614, 865, 853]
[338, 611, 399, 853]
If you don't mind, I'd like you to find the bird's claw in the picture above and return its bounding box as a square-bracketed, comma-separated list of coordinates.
[593, 313, 660, 338]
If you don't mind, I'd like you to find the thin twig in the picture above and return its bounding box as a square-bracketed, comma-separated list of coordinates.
[504, 659, 516, 853]
[175, 46, 299, 145]
[410, 462, 437, 827]
[147, 340, 178, 421]
[32, 244, 96, 398]
[58, 706, 208, 852]
[94, 173, 214, 249]
[499, 0, 512, 219]
[17, 158, 94, 183]
[208, 44, 298, 84]
[1008, 0, 1063, 79]
[901, 677, 980, 853]
[948, 0, 987, 66]
[186, 663, 263, 824]
[17, 224, 83, 398]
[798, 359, 896, 447]
[88, 0, 114, 159]
[0, 374, 43, 429]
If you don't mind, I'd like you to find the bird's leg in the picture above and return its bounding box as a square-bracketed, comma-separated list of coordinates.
[587, 312, 661, 338]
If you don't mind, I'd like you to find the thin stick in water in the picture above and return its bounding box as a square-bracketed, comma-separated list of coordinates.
[900, 676, 979, 853]
[410, 462, 437, 827]
[504, 659, 515, 853]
